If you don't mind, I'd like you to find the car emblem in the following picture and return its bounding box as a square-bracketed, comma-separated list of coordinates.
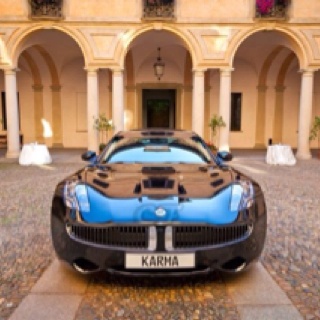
[155, 207, 166, 217]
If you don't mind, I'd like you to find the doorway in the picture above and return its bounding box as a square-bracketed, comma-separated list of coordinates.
[142, 89, 176, 129]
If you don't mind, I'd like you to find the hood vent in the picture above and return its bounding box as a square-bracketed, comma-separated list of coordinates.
[97, 172, 108, 179]
[143, 177, 174, 189]
[211, 179, 224, 188]
[142, 166, 175, 174]
[93, 179, 109, 189]
[178, 184, 187, 195]
[134, 183, 142, 194]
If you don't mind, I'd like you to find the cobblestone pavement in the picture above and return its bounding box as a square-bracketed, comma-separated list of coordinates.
[76, 273, 238, 320]
[0, 150, 85, 320]
[231, 156, 320, 320]
[0, 149, 319, 319]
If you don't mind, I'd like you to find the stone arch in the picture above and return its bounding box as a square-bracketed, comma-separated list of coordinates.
[20, 51, 44, 142]
[116, 25, 200, 70]
[5, 25, 90, 68]
[228, 27, 311, 70]
[272, 52, 297, 144]
[33, 45, 62, 145]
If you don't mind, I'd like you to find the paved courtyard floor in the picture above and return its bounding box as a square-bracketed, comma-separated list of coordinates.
[0, 148, 319, 320]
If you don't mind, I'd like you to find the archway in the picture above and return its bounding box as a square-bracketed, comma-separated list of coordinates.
[1, 29, 93, 148]
[231, 30, 303, 149]
[123, 29, 205, 133]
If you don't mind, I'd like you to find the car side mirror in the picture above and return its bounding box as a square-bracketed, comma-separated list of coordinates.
[81, 151, 97, 162]
[217, 151, 233, 162]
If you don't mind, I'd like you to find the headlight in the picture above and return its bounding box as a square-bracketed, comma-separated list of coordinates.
[230, 181, 254, 211]
[64, 181, 90, 213]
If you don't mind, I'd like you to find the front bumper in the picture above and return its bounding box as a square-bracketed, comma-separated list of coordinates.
[51, 198, 267, 276]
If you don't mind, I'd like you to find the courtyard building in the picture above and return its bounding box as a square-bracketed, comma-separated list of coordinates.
[0, 0, 319, 158]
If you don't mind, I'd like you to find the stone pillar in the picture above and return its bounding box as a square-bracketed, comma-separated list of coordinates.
[254, 85, 268, 148]
[112, 69, 124, 133]
[219, 69, 233, 152]
[87, 69, 99, 152]
[272, 85, 286, 144]
[51, 85, 63, 147]
[296, 70, 314, 159]
[32, 84, 44, 143]
[4, 69, 20, 158]
[192, 70, 205, 137]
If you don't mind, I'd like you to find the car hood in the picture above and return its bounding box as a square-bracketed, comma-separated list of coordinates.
[76, 164, 238, 224]
[83, 163, 234, 199]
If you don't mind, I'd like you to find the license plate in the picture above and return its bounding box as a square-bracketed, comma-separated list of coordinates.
[125, 253, 195, 269]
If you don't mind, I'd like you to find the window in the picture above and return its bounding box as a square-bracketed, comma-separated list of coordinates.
[230, 93, 242, 132]
[1, 92, 7, 131]
[1, 92, 20, 131]
[143, 0, 175, 19]
[29, 0, 63, 19]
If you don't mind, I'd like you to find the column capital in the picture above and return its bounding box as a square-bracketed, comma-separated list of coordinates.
[220, 68, 234, 76]
[192, 69, 206, 77]
[299, 69, 317, 76]
[84, 67, 99, 75]
[4, 68, 19, 76]
[111, 68, 124, 76]
[274, 85, 286, 92]
[32, 84, 44, 92]
[256, 85, 268, 92]
[50, 85, 61, 92]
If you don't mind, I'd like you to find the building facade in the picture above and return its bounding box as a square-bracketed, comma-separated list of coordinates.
[0, 0, 320, 158]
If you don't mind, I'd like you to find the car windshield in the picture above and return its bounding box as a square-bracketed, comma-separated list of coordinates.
[100, 136, 212, 164]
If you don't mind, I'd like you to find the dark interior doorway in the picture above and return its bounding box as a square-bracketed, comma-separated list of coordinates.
[142, 89, 176, 129]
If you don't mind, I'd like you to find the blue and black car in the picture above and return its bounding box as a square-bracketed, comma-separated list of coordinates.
[51, 129, 267, 276]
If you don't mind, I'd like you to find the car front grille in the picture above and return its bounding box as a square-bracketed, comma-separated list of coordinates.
[69, 225, 149, 249]
[68, 223, 251, 250]
[172, 224, 251, 248]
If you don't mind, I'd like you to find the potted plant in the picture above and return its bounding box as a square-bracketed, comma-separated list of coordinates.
[309, 116, 320, 159]
[93, 113, 113, 151]
[209, 114, 226, 149]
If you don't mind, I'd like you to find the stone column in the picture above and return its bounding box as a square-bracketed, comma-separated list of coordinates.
[87, 69, 99, 152]
[32, 84, 44, 143]
[51, 85, 63, 147]
[254, 85, 267, 148]
[296, 70, 314, 159]
[272, 85, 286, 144]
[4, 69, 20, 158]
[192, 70, 205, 137]
[112, 69, 124, 133]
[218, 69, 233, 152]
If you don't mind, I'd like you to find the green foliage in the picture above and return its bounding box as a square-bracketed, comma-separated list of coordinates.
[93, 113, 113, 145]
[93, 113, 113, 132]
[309, 116, 320, 142]
[209, 114, 226, 137]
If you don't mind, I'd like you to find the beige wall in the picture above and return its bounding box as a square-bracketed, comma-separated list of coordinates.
[67, 0, 141, 20]
[0, 1, 26, 18]
[1, 0, 320, 150]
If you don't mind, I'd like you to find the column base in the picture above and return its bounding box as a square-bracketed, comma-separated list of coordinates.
[253, 143, 266, 149]
[296, 151, 312, 160]
[52, 143, 64, 148]
[6, 150, 20, 159]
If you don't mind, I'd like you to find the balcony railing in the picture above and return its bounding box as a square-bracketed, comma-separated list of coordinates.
[255, 0, 289, 19]
[143, 0, 175, 20]
[29, 0, 63, 19]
